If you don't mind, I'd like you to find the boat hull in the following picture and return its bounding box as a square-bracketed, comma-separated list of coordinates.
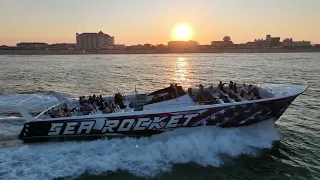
[18, 94, 299, 143]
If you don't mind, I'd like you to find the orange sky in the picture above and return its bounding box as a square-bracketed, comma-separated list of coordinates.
[1, 0, 319, 45]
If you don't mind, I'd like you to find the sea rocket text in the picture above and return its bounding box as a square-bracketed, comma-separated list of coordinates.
[48, 114, 198, 136]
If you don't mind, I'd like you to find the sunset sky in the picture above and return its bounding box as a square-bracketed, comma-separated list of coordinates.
[1, 0, 319, 45]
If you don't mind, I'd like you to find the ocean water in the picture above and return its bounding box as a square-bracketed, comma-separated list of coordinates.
[0, 53, 319, 180]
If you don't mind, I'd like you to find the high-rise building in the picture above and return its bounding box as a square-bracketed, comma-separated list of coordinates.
[76, 31, 114, 50]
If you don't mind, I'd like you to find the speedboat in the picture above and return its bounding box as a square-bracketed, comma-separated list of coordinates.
[17, 83, 307, 142]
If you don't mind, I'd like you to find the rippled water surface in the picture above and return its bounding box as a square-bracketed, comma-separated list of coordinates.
[0, 53, 319, 180]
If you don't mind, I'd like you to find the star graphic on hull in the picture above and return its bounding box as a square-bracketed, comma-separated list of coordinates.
[202, 121, 207, 126]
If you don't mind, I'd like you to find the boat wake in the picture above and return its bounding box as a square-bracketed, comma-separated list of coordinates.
[0, 119, 280, 180]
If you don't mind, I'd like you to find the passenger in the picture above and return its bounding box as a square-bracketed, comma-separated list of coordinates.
[229, 81, 233, 91]
[241, 84, 248, 92]
[187, 88, 193, 96]
[252, 87, 262, 99]
[74, 109, 82, 116]
[199, 84, 204, 92]
[64, 107, 72, 117]
[96, 99, 103, 107]
[248, 84, 253, 93]
[80, 107, 84, 113]
[99, 95, 104, 102]
[88, 95, 94, 104]
[79, 97, 84, 106]
[218, 81, 227, 93]
[109, 100, 119, 112]
[83, 101, 95, 115]
[99, 104, 110, 114]
[243, 91, 252, 100]
[196, 84, 206, 102]
[233, 83, 238, 94]
[50, 110, 58, 118]
[89, 101, 97, 112]
[57, 109, 63, 117]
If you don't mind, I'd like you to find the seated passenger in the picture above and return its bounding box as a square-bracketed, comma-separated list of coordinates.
[99, 104, 110, 114]
[99, 95, 104, 102]
[79, 97, 84, 106]
[187, 88, 193, 96]
[196, 84, 206, 102]
[240, 84, 248, 97]
[96, 99, 103, 107]
[218, 81, 226, 93]
[188, 88, 197, 102]
[252, 87, 262, 99]
[114, 93, 126, 109]
[57, 109, 63, 117]
[229, 81, 234, 91]
[243, 91, 252, 100]
[233, 83, 238, 94]
[241, 84, 248, 92]
[248, 84, 253, 93]
[74, 109, 82, 116]
[83, 101, 95, 115]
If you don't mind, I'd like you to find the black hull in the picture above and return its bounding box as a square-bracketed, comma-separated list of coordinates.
[18, 95, 298, 143]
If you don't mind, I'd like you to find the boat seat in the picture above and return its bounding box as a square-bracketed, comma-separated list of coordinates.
[219, 90, 236, 103]
[211, 92, 224, 104]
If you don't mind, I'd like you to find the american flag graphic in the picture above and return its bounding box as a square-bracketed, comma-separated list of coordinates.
[190, 96, 295, 127]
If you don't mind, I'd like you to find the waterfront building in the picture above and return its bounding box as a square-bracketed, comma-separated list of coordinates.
[251, 35, 280, 48]
[101, 44, 126, 50]
[49, 43, 76, 50]
[211, 36, 234, 47]
[168, 40, 199, 49]
[282, 38, 312, 48]
[76, 31, 114, 50]
[16, 42, 49, 49]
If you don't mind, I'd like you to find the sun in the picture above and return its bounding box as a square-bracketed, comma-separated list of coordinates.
[173, 24, 192, 41]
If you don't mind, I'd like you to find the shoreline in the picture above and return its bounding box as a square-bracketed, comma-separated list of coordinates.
[1, 48, 320, 55]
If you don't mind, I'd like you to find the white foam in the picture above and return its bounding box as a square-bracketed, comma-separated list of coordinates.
[0, 119, 279, 180]
[0, 93, 61, 115]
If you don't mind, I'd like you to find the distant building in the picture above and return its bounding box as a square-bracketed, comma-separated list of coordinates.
[16, 42, 49, 49]
[251, 35, 280, 48]
[270, 37, 281, 47]
[315, 44, 320, 48]
[245, 42, 255, 48]
[76, 31, 114, 50]
[126, 44, 143, 50]
[0, 45, 16, 50]
[49, 43, 76, 50]
[168, 40, 199, 49]
[101, 44, 126, 50]
[282, 38, 312, 48]
[211, 36, 234, 47]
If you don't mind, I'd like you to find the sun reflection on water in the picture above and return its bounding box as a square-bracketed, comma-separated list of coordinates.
[173, 57, 191, 87]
